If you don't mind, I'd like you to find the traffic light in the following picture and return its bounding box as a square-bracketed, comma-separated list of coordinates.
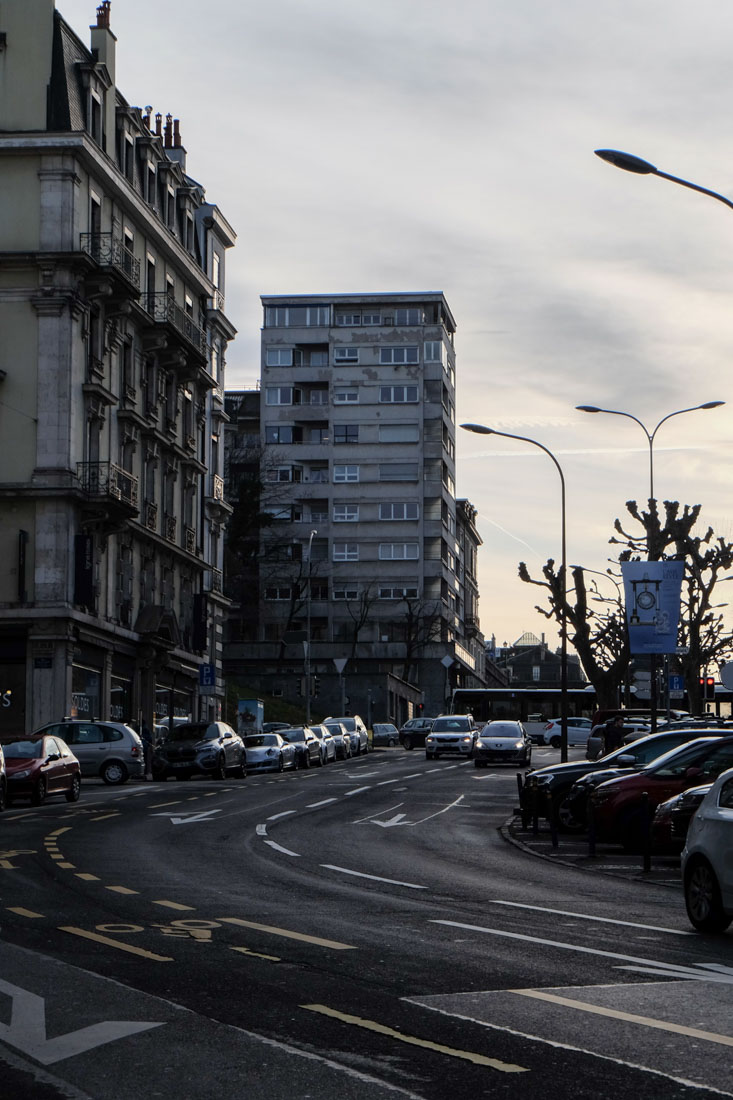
[312, 675, 320, 697]
[416, 703, 424, 715]
[699, 676, 715, 701]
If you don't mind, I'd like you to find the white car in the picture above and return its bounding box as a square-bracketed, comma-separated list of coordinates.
[425, 715, 477, 760]
[681, 766, 733, 933]
[309, 724, 337, 764]
[538, 717, 593, 748]
[324, 716, 369, 755]
[244, 733, 297, 773]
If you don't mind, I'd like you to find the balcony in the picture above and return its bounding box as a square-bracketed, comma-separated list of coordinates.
[163, 513, 176, 542]
[204, 568, 223, 595]
[79, 232, 141, 295]
[184, 526, 197, 554]
[76, 461, 139, 524]
[142, 292, 207, 362]
[143, 500, 158, 531]
[204, 474, 232, 521]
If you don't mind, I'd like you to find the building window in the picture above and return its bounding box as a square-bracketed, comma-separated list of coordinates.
[266, 386, 300, 405]
[266, 348, 294, 367]
[362, 312, 382, 326]
[424, 341, 443, 363]
[334, 424, 359, 445]
[334, 389, 359, 403]
[334, 348, 359, 363]
[379, 502, 419, 520]
[379, 543, 419, 560]
[333, 465, 359, 483]
[379, 424, 419, 443]
[394, 308, 423, 325]
[309, 389, 329, 405]
[333, 586, 359, 600]
[379, 385, 418, 403]
[265, 425, 300, 444]
[333, 543, 359, 561]
[379, 463, 418, 481]
[309, 467, 329, 483]
[379, 586, 419, 599]
[307, 306, 330, 326]
[268, 465, 302, 482]
[265, 587, 293, 600]
[379, 347, 419, 365]
[335, 313, 361, 326]
[333, 504, 359, 522]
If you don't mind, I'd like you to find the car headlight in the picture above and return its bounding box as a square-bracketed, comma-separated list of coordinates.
[266, 749, 276, 756]
[533, 774, 554, 786]
[13, 768, 32, 779]
[514, 741, 524, 749]
[591, 787, 617, 804]
[461, 736, 472, 743]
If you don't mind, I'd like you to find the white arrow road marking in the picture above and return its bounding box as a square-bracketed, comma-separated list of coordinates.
[151, 809, 222, 825]
[372, 814, 407, 828]
[0, 980, 163, 1065]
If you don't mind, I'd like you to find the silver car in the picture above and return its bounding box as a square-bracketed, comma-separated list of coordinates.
[153, 721, 246, 781]
[244, 733, 297, 773]
[425, 715, 477, 760]
[326, 715, 369, 755]
[473, 720, 532, 768]
[682, 766, 733, 933]
[323, 721, 352, 759]
[35, 719, 145, 785]
[310, 724, 337, 764]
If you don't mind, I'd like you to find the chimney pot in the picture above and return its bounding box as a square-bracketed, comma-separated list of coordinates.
[155, 112, 163, 136]
[95, 1, 111, 29]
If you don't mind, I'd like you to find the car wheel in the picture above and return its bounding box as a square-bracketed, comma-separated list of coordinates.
[403, 735, 413, 751]
[555, 794, 585, 834]
[316, 750, 324, 767]
[302, 753, 311, 769]
[65, 774, 81, 802]
[32, 776, 47, 806]
[474, 759, 483, 769]
[101, 760, 128, 785]
[685, 858, 733, 933]
[389, 738, 396, 747]
[214, 754, 227, 780]
[550, 735, 562, 749]
[277, 755, 284, 773]
[234, 761, 247, 778]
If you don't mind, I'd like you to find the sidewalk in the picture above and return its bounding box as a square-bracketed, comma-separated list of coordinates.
[501, 812, 682, 889]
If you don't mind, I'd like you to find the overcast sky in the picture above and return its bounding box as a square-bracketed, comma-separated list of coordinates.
[60, 0, 733, 652]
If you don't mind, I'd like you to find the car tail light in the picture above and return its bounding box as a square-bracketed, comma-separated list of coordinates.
[131, 745, 140, 756]
[543, 722, 552, 729]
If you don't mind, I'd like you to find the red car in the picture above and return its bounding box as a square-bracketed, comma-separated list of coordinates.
[590, 736, 733, 849]
[3, 735, 82, 805]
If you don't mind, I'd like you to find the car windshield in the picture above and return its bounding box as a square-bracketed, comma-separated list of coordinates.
[245, 735, 276, 748]
[324, 725, 342, 736]
[3, 740, 44, 758]
[432, 719, 470, 731]
[280, 729, 305, 742]
[168, 723, 215, 741]
[334, 719, 355, 731]
[482, 723, 520, 737]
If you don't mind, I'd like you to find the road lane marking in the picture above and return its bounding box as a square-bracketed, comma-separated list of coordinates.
[301, 1004, 527, 1072]
[403, 773, 422, 779]
[149, 800, 183, 808]
[321, 864, 427, 890]
[256, 824, 268, 835]
[305, 799, 338, 808]
[510, 988, 733, 1047]
[152, 900, 196, 911]
[59, 927, 172, 961]
[218, 917, 355, 950]
[376, 779, 400, 786]
[75, 872, 99, 881]
[231, 946, 281, 962]
[268, 810, 298, 819]
[344, 786, 371, 796]
[263, 840, 300, 856]
[490, 900, 694, 936]
[106, 885, 139, 895]
[6, 907, 43, 918]
[90, 813, 121, 822]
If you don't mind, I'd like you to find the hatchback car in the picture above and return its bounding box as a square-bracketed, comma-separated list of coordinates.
[591, 736, 733, 849]
[325, 716, 369, 755]
[3, 735, 81, 805]
[279, 726, 322, 768]
[371, 722, 400, 747]
[538, 717, 592, 748]
[310, 724, 337, 764]
[682, 767, 733, 933]
[425, 715, 477, 760]
[474, 721, 531, 768]
[35, 719, 145, 785]
[399, 717, 436, 751]
[244, 733, 297, 773]
[322, 721, 352, 759]
[651, 783, 712, 853]
[152, 721, 246, 781]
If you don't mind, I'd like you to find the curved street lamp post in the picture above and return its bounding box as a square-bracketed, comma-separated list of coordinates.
[305, 529, 317, 724]
[594, 150, 733, 212]
[461, 423, 569, 761]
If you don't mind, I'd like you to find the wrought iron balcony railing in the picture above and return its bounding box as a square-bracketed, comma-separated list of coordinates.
[76, 462, 139, 508]
[143, 292, 207, 354]
[80, 232, 141, 288]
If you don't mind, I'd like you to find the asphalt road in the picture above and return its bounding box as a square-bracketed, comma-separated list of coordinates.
[1, 746, 731, 1099]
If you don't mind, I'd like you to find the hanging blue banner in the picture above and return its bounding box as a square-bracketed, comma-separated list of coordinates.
[621, 560, 684, 655]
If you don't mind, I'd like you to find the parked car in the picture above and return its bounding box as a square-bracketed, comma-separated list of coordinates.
[425, 715, 477, 760]
[244, 732, 297, 773]
[279, 726, 322, 768]
[35, 719, 145, 785]
[590, 736, 733, 849]
[371, 722, 400, 747]
[651, 783, 712, 853]
[2, 735, 81, 805]
[519, 728, 718, 832]
[310, 724, 337, 764]
[682, 766, 733, 932]
[586, 719, 651, 759]
[325, 716, 369, 755]
[322, 721, 352, 759]
[398, 717, 436, 751]
[474, 721, 531, 768]
[537, 717, 592, 748]
[262, 721, 292, 734]
[152, 721, 246, 781]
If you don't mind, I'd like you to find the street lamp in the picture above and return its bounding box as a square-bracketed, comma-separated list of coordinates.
[305, 529, 317, 724]
[461, 423, 570, 761]
[575, 403, 724, 501]
[594, 150, 733, 212]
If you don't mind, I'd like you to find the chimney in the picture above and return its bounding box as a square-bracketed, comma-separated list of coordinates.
[164, 113, 173, 147]
[155, 111, 162, 136]
[90, 1, 116, 156]
[166, 118, 186, 169]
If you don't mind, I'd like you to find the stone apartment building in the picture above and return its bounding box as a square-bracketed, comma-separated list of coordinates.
[0, 1, 235, 735]
[223, 293, 486, 722]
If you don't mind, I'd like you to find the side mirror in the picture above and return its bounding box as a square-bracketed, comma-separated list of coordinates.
[616, 754, 634, 765]
[46, 753, 61, 762]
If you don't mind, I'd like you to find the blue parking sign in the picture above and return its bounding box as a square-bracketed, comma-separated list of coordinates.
[199, 663, 215, 687]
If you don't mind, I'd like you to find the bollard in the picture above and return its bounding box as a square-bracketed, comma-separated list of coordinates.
[531, 778, 539, 835]
[587, 794, 596, 857]
[641, 791, 651, 872]
[545, 789, 559, 849]
[517, 773, 530, 829]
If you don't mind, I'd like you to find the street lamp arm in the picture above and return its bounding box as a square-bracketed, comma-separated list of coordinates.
[649, 403, 726, 446]
[595, 149, 733, 212]
[575, 405, 651, 442]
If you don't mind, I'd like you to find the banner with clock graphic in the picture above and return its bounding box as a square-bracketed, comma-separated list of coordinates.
[621, 559, 685, 654]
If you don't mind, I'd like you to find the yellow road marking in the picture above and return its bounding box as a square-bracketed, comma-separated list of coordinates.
[48, 828, 72, 837]
[218, 918, 355, 951]
[58, 862, 75, 869]
[152, 899, 196, 911]
[150, 800, 183, 808]
[302, 1004, 528, 1072]
[59, 926, 172, 961]
[511, 989, 733, 1047]
[231, 946, 281, 962]
[48, 853, 65, 861]
[91, 813, 121, 822]
[105, 885, 139, 895]
[7, 907, 44, 918]
[75, 872, 100, 881]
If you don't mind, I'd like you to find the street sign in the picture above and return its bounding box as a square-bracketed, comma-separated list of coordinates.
[199, 663, 216, 694]
[668, 675, 685, 693]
